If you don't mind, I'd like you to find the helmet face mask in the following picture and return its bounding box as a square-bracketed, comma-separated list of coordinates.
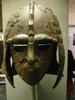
[6, 34, 58, 85]
[4, 3, 65, 88]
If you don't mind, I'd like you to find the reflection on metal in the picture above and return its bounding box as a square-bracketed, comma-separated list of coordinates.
[0, 75, 7, 100]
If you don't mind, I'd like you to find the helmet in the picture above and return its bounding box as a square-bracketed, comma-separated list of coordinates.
[4, 2, 65, 88]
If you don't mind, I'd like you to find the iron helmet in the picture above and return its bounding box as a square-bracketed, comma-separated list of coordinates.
[4, 2, 65, 88]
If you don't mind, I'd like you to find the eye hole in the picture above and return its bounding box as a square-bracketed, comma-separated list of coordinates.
[37, 43, 51, 52]
[35, 39, 53, 52]
[11, 44, 27, 52]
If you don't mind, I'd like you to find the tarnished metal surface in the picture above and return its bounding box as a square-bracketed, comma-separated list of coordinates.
[4, 3, 65, 88]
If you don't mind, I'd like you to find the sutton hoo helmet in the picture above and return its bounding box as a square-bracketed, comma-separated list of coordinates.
[4, 2, 65, 88]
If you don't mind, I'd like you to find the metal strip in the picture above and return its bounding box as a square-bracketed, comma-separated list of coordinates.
[27, 2, 35, 61]
[29, 2, 35, 35]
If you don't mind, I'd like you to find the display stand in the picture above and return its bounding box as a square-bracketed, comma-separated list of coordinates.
[0, 75, 7, 100]
[31, 85, 39, 100]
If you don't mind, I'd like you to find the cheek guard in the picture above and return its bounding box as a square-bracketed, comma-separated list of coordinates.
[4, 2, 65, 88]
[5, 44, 17, 87]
